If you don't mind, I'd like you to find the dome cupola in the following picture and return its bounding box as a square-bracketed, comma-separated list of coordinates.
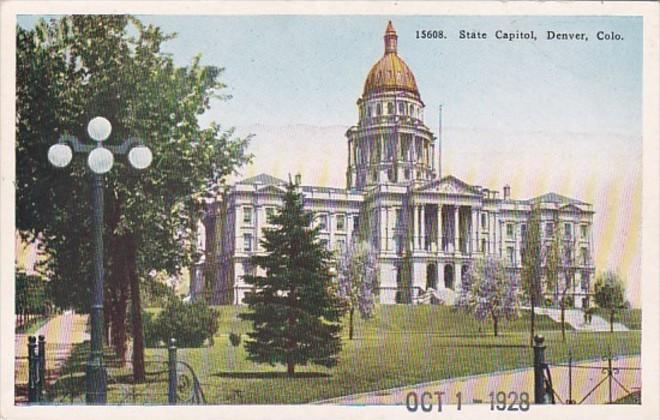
[362, 21, 420, 99]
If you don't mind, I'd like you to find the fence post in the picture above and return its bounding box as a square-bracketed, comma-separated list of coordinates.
[168, 338, 177, 405]
[533, 334, 546, 404]
[607, 355, 613, 403]
[38, 335, 46, 401]
[567, 351, 574, 404]
[28, 336, 38, 403]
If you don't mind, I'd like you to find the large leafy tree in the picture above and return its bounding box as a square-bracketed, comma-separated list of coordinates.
[457, 256, 520, 336]
[593, 271, 626, 333]
[16, 16, 250, 380]
[239, 180, 344, 376]
[335, 240, 378, 340]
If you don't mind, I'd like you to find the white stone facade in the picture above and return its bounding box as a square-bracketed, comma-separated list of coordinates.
[193, 22, 595, 307]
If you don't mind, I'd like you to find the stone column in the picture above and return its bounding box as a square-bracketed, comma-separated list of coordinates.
[471, 208, 477, 254]
[380, 207, 387, 252]
[328, 211, 334, 251]
[438, 262, 445, 289]
[254, 205, 260, 252]
[420, 205, 426, 251]
[495, 217, 500, 258]
[385, 207, 390, 251]
[438, 204, 443, 253]
[454, 206, 460, 253]
[412, 205, 418, 250]
[455, 262, 463, 292]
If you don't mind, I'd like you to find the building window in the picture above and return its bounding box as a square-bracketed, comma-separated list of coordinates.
[507, 246, 515, 264]
[581, 224, 588, 239]
[387, 102, 394, 114]
[336, 214, 346, 231]
[481, 213, 487, 229]
[265, 207, 276, 223]
[376, 103, 382, 115]
[395, 209, 402, 228]
[545, 222, 554, 237]
[243, 233, 253, 252]
[404, 169, 410, 179]
[243, 207, 252, 225]
[506, 223, 514, 238]
[353, 215, 360, 231]
[481, 238, 486, 252]
[318, 214, 328, 231]
[520, 223, 527, 238]
[409, 104, 414, 115]
[564, 223, 572, 239]
[398, 102, 405, 114]
[320, 239, 329, 249]
[394, 234, 403, 254]
[367, 106, 372, 117]
[581, 248, 588, 265]
[388, 168, 395, 182]
[336, 239, 345, 250]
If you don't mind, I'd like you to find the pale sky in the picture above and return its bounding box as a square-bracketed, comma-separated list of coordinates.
[18, 15, 642, 305]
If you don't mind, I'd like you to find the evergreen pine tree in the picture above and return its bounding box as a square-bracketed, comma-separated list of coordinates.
[239, 179, 344, 376]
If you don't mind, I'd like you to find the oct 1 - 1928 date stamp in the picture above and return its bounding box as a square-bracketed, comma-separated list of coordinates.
[406, 391, 531, 412]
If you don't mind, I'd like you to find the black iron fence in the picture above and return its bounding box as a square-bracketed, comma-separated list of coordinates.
[533, 335, 641, 404]
[22, 336, 205, 405]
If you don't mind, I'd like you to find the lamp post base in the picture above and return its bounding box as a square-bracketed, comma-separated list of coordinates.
[85, 360, 107, 404]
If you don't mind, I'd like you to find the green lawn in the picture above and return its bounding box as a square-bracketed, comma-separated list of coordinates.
[591, 308, 642, 330]
[47, 305, 641, 404]
[145, 305, 639, 404]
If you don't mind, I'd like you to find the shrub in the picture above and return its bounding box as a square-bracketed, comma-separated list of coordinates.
[142, 311, 161, 347]
[147, 298, 219, 348]
[229, 332, 241, 347]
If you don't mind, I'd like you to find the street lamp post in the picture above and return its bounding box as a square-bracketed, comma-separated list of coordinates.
[48, 116, 152, 404]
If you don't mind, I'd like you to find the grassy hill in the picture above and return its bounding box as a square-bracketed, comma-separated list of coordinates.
[206, 304, 570, 338]
[57, 304, 640, 404]
[141, 304, 637, 404]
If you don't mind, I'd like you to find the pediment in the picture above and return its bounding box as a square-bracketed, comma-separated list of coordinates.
[416, 176, 478, 196]
[256, 184, 286, 194]
[559, 203, 583, 213]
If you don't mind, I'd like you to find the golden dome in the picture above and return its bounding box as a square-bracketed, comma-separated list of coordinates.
[362, 21, 420, 98]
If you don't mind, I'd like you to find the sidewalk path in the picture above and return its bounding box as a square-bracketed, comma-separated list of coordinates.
[320, 355, 641, 405]
[15, 310, 89, 401]
[533, 307, 628, 332]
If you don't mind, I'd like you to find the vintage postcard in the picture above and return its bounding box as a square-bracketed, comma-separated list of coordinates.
[1, 1, 658, 420]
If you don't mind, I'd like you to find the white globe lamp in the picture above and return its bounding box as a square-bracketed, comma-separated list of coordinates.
[47, 143, 73, 168]
[128, 146, 153, 170]
[87, 116, 112, 142]
[88, 147, 114, 174]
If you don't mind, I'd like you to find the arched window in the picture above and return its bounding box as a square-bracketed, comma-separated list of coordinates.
[410, 104, 415, 116]
[398, 102, 405, 114]
[367, 106, 372, 117]
[376, 103, 382, 115]
[387, 102, 394, 115]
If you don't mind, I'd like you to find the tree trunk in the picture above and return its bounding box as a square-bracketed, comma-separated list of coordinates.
[109, 258, 129, 361]
[126, 237, 145, 382]
[530, 295, 536, 347]
[287, 361, 295, 377]
[560, 299, 566, 342]
[349, 307, 354, 340]
[610, 309, 614, 333]
[493, 316, 498, 337]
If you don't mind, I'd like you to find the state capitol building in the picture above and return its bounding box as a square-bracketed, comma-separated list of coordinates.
[192, 22, 596, 307]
